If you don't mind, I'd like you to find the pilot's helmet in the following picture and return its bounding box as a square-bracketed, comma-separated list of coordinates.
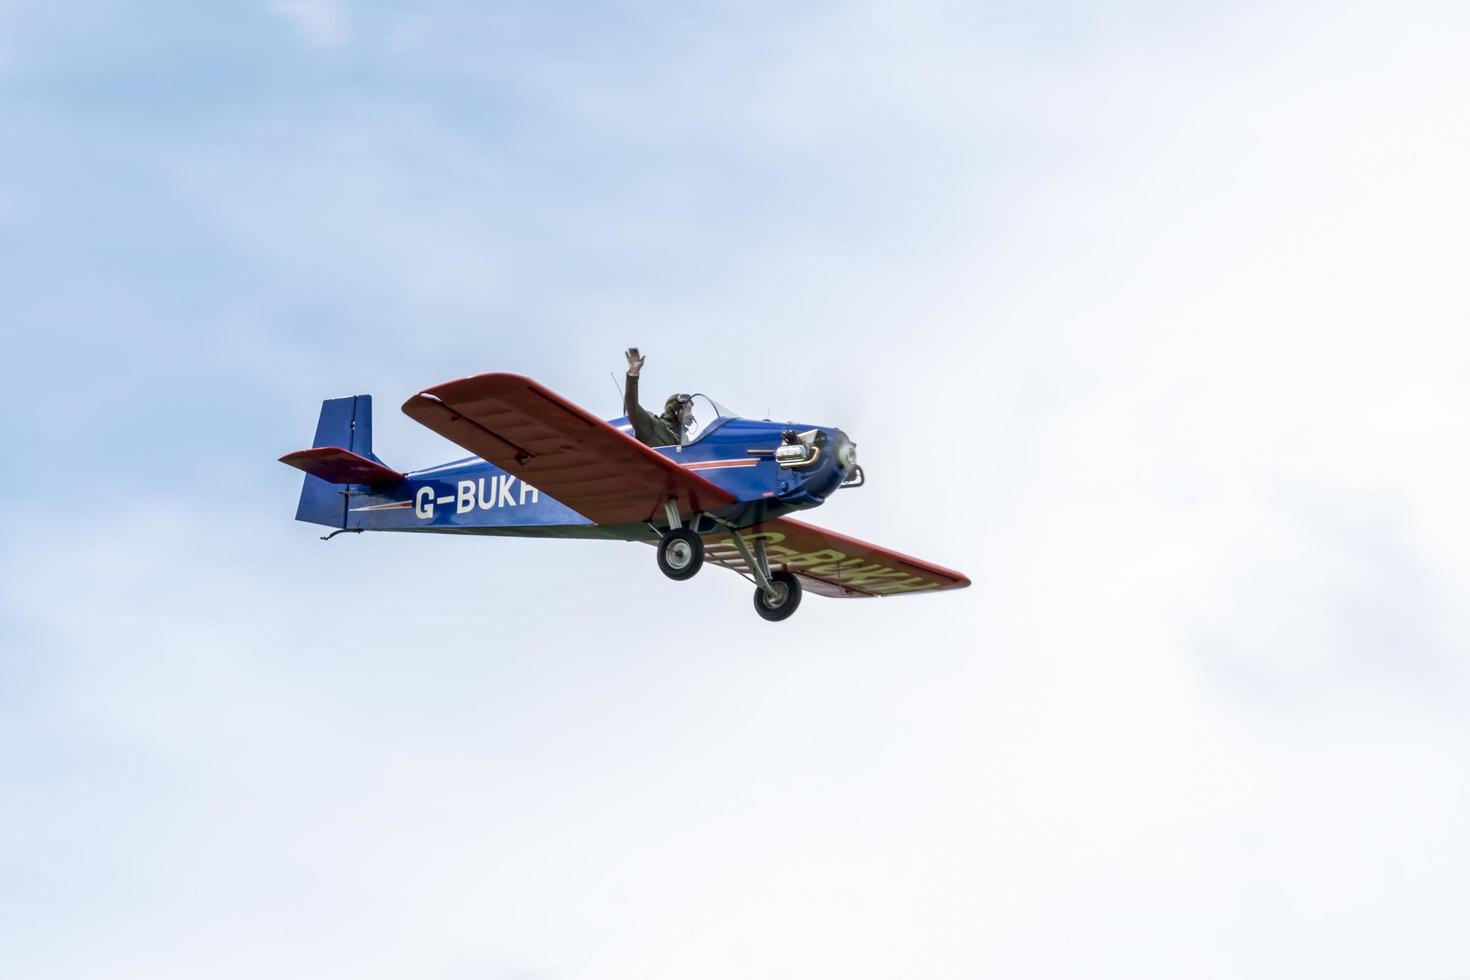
[664, 393, 693, 420]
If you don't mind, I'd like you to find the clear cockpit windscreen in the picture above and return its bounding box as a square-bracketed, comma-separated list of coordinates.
[682, 393, 736, 443]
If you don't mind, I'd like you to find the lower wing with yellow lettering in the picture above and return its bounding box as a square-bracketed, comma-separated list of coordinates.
[701, 516, 970, 598]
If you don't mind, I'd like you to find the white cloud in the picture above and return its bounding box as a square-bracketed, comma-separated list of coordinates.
[269, 0, 346, 49]
[6, 1, 1470, 978]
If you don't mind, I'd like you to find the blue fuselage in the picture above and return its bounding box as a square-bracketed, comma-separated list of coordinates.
[340, 416, 852, 539]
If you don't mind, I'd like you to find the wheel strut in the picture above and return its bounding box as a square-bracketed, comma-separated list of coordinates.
[721, 523, 781, 603]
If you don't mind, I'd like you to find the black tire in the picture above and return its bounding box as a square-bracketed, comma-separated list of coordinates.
[657, 528, 704, 580]
[753, 571, 802, 621]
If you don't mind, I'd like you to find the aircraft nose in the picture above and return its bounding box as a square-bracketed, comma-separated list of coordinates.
[830, 429, 864, 490]
[834, 431, 858, 470]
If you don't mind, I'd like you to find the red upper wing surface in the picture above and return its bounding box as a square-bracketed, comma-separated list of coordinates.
[701, 516, 970, 598]
[401, 373, 735, 525]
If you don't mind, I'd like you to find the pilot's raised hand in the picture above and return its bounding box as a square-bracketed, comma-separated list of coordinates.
[625, 347, 645, 377]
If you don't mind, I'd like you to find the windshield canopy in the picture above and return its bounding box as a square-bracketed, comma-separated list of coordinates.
[681, 393, 736, 443]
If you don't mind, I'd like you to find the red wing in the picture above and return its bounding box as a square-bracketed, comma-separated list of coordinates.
[279, 447, 403, 488]
[401, 373, 735, 525]
[702, 516, 970, 598]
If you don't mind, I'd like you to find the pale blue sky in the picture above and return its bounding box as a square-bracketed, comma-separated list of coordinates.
[3, 2, 1469, 978]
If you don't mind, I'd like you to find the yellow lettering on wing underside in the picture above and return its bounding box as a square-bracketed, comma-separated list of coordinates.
[717, 531, 940, 594]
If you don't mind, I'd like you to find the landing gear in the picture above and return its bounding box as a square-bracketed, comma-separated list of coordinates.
[716, 521, 804, 622]
[657, 528, 704, 580]
[661, 502, 805, 621]
[753, 570, 802, 621]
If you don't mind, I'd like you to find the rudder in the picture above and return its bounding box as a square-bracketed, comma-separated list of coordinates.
[294, 394, 377, 527]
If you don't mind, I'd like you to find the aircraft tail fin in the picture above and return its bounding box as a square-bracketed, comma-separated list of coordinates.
[285, 394, 393, 527]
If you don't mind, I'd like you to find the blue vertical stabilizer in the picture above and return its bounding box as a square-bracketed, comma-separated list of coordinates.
[295, 394, 375, 527]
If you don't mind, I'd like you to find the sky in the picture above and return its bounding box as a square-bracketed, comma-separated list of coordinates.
[2, 1, 1468, 977]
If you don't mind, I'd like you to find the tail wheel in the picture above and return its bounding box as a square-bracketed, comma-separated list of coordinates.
[657, 528, 705, 580]
[753, 571, 802, 621]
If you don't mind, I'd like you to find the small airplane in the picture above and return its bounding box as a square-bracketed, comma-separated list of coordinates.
[279, 373, 969, 620]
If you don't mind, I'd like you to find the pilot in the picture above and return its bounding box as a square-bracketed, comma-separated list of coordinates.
[624, 347, 694, 447]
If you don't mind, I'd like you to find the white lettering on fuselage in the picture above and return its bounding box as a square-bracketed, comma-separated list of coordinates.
[416, 476, 541, 520]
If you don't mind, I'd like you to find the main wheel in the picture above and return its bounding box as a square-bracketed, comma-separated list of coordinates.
[657, 528, 705, 580]
[753, 571, 802, 621]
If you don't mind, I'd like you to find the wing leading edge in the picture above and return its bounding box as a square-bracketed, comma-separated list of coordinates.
[702, 516, 970, 598]
[401, 372, 735, 526]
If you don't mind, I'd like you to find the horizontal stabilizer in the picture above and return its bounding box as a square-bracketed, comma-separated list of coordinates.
[279, 446, 403, 487]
